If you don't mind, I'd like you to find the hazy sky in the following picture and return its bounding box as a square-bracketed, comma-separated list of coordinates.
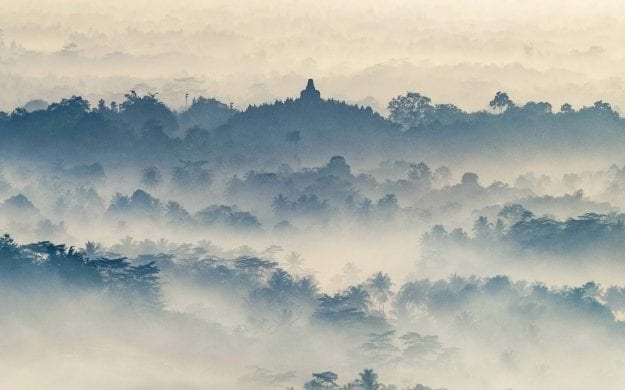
[2, 0, 625, 113]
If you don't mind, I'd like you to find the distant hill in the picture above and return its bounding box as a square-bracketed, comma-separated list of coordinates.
[213, 79, 400, 165]
[1, 80, 625, 171]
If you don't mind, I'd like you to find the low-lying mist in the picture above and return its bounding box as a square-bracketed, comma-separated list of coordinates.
[3, 150, 625, 389]
[3, 75, 625, 389]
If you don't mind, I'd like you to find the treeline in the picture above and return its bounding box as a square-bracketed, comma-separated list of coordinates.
[2, 87, 625, 168]
[424, 206, 625, 258]
[4, 233, 625, 387]
[300, 368, 443, 390]
[0, 93, 235, 164]
[106, 238, 625, 333]
[0, 234, 160, 307]
[7, 232, 624, 330]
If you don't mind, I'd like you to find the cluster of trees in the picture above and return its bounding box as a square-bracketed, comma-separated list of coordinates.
[393, 274, 615, 325]
[142, 160, 213, 189]
[0, 92, 234, 164]
[5, 150, 620, 248]
[230, 157, 455, 227]
[388, 92, 465, 129]
[228, 156, 358, 212]
[388, 90, 619, 129]
[105, 237, 625, 333]
[7, 83, 625, 389]
[3, 84, 624, 170]
[4, 230, 625, 388]
[0, 234, 160, 307]
[302, 368, 442, 390]
[107, 189, 262, 231]
[229, 156, 581, 232]
[386, 90, 625, 165]
[424, 206, 625, 257]
[166, 247, 625, 386]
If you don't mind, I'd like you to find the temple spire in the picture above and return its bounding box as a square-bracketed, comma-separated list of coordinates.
[299, 78, 321, 101]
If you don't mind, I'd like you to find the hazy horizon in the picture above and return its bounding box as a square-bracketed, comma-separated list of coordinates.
[3, 0, 625, 113]
[5, 2, 625, 389]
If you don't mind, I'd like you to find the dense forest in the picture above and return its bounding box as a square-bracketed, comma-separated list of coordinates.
[2, 80, 625, 389]
[2, 80, 624, 170]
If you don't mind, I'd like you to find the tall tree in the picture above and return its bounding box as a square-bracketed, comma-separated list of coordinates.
[286, 130, 301, 165]
[366, 272, 393, 313]
[489, 91, 514, 113]
[358, 369, 380, 390]
[388, 92, 434, 128]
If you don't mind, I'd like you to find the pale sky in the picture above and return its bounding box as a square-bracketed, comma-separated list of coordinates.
[1, 0, 625, 113]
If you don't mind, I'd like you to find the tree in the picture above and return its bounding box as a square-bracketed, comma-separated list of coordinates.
[141, 166, 161, 187]
[489, 91, 514, 113]
[164, 201, 191, 224]
[367, 272, 393, 313]
[498, 204, 533, 225]
[432, 103, 465, 125]
[522, 101, 552, 115]
[272, 194, 293, 216]
[377, 194, 398, 210]
[49, 96, 91, 113]
[408, 162, 432, 189]
[593, 100, 612, 111]
[83, 241, 100, 258]
[433, 166, 452, 187]
[473, 216, 493, 241]
[120, 90, 178, 136]
[96, 99, 108, 113]
[591, 100, 618, 117]
[315, 285, 372, 325]
[172, 160, 212, 188]
[178, 96, 235, 131]
[286, 130, 301, 164]
[304, 371, 339, 389]
[388, 92, 434, 128]
[560, 103, 574, 113]
[358, 369, 380, 390]
[361, 331, 398, 362]
[22, 99, 49, 112]
[285, 251, 305, 275]
[400, 332, 442, 361]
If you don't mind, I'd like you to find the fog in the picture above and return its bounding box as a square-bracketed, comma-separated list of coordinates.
[3, 2, 625, 389]
[3, 0, 625, 113]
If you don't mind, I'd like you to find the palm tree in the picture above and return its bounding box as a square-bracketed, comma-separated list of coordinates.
[345, 285, 371, 312]
[272, 194, 292, 216]
[367, 272, 393, 313]
[359, 369, 380, 390]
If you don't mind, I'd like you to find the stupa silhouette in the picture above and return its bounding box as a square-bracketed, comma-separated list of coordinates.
[299, 78, 321, 101]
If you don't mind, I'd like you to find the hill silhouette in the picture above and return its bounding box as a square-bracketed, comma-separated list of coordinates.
[215, 79, 399, 165]
[0, 79, 624, 170]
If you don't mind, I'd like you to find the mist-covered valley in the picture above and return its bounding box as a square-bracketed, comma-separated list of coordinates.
[2, 75, 625, 389]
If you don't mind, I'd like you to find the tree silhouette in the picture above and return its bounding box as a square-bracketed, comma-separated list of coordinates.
[286, 130, 301, 165]
[304, 371, 339, 389]
[560, 102, 574, 113]
[358, 369, 380, 390]
[366, 272, 393, 313]
[408, 162, 432, 189]
[489, 91, 514, 113]
[361, 331, 398, 362]
[178, 96, 235, 131]
[120, 90, 178, 135]
[388, 92, 434, 128]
